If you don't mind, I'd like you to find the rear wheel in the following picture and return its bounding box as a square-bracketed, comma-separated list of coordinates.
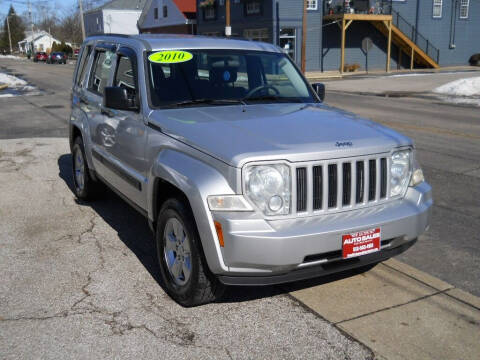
[71, 137, 102, 200]
[156, 198, 224, 307]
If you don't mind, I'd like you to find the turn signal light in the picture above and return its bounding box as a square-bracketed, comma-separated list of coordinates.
[214, 221, 224, 247]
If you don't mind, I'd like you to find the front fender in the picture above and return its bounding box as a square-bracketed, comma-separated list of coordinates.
[148, 149, 237, 274]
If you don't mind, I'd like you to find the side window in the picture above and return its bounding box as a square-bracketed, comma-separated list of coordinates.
[75, 45, 92, 87]
[88, 49, 114, 95]
[113, 55, 137, 101]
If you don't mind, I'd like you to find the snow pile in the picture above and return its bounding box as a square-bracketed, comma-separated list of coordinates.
[0, 72, 38, 97]
[433, 76, 480, 97]
[0, 54, 26, 61]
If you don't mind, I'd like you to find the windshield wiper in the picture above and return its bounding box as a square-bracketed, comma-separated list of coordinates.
[168, 98, 246, 108]
[242, 95, 304, 104]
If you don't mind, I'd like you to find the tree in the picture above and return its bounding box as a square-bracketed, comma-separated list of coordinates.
[0, 5, 26, 53]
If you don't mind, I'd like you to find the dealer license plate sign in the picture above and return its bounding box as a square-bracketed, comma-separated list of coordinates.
[342, 228, 381, 259]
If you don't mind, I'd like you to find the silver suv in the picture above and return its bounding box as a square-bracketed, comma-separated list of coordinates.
[70, 35, 432, 306]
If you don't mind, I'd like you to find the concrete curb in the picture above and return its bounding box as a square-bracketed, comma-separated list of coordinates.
[290, 258, 480, 360]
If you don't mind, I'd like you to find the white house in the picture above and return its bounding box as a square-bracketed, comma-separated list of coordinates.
[84, 0, 148, 37]
[18, 31, 72, 53]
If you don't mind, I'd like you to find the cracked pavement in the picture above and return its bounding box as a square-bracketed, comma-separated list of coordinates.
[0, 138, 373, 359]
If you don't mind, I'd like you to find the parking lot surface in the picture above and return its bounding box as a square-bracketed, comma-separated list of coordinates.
[0, 138, 372, 359]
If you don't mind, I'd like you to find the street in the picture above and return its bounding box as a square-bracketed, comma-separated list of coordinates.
[1, 58, 479, 359]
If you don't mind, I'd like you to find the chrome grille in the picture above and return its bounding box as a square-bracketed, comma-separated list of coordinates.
[294, 155, 390, 215]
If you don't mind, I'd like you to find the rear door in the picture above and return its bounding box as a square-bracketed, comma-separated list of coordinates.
[84, 43, 117, 186]
[98, 46, 148, 208]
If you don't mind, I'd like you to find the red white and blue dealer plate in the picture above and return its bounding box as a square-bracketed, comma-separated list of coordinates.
[342, 228, 381, 259]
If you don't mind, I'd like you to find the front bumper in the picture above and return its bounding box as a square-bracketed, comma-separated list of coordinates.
[211, 182, 432, 284]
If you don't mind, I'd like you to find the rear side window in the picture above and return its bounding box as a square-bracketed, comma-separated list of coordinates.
[88, 49, 114, 95]
[114, 56, 137, 99]
[75, 45, 92, 87]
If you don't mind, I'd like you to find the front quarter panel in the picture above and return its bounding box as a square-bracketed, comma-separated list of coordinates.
[146, 129, 239, 273]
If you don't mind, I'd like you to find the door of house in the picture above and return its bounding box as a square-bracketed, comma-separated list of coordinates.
[279, 28, 296, 62]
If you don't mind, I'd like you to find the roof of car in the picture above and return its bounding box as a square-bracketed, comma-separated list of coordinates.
[85, 34, 281, 53]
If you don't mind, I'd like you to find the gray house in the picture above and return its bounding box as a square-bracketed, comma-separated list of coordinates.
[138, 0, 197, 34]
[196, 0, 480, 72]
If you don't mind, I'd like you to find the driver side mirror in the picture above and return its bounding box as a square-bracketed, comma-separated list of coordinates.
[312, 83, 326, 102]
[103, 86, 138, 111]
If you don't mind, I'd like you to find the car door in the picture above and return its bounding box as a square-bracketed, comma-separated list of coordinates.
[83, 43, 117, 184]
[95, 45, 148, 209]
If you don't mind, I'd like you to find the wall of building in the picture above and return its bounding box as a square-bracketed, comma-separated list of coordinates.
[197, 0, 274, 40]
[393, 0, 480, 66]
[102, 10, 142, 34]
[274, 0, 324, 71]
[84, 10, 104, 36]
[139, 0, 190, 31]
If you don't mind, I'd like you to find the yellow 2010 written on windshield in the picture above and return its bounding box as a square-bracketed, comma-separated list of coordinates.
[148, 50, 193, 64]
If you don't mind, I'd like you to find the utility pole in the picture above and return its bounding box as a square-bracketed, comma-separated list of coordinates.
[28, 0, 35, 54]
[7, 15, 13, 54]
[225, 0, 231, 36]
[78, 0, 86, 41]
[301, 0, 307, 73]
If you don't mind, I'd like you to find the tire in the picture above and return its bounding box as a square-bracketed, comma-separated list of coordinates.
[71, 136, 102, 200]
[156, 198, 224, 307]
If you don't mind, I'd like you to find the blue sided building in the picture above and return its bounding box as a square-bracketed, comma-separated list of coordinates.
[196, 0, 480, 72]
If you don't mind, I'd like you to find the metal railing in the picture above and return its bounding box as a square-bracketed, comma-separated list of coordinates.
[391, 9, 440, 64]
[324, 0, 393, 15]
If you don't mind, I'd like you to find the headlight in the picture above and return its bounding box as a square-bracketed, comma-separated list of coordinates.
[410, 157, 425, 187]
[390, 150, 411, 197]
[245, 164, 291, 215]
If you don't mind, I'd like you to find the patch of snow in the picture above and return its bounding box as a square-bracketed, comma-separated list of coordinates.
[433, 77, 480, 96]
[0, 72, 28, 87]
[0, 72, 39, 97]
[0, 54, 26, 61]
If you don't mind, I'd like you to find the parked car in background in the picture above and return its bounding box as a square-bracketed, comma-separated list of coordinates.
[74, 49, 80, 58]
[33, 52, 48, 62]
[47, 52, 67, 64]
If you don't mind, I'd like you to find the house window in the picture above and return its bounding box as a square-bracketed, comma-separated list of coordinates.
[163, 5, 168, 17]
[307, 0, 318, 10]
[204, 7, 216, 20]
[245, 1, 261, 15]
[433, 0, 442, 18]
[154, 7, 158, 19]
[459, 0, 469, 19]
[243, 28, 269, 42]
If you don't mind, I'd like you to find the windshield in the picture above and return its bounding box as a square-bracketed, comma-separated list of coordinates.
[147, 49, 317, 108]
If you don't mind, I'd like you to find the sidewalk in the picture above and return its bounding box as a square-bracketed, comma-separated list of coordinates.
[305, 66, 480, 82]
[289, 259, 480, 360]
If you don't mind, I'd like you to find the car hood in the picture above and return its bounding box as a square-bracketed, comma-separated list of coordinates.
[148, 103, 412, 168]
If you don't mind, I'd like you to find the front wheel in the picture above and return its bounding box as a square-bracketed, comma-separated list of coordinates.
[71, 137, 103, 200]
[156, 198, 224, 306]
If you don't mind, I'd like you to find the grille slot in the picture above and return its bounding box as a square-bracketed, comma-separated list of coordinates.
[296, 167, 307, 212]
[328, 164, 337, 208]
[342, 162, 352, 206]
[380, 158, 387, 198]
[294, 154, 390, 215]
[368, 159, 376, 201]
[313, 166, 323, 210]
[356, 161, 364, 203]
